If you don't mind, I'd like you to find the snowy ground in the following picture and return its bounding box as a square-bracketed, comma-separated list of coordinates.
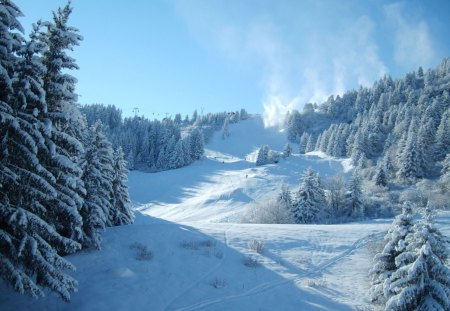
[2, 115, 449, 311]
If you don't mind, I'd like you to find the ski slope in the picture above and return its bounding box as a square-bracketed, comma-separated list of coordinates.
[2, 115, 449, 311]
[131, 115, 348, 223]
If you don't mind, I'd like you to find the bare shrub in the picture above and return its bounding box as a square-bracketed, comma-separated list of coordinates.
[181, 239, 216, 250]
[180, 241, 199, 250]
[199, 240, 215, 248]
[243, 255, 260, 267]
[355, 306, 375, 311]
[214, 250, 224, 259]
[247, 239, 265, 254]
[241, 199, 294, 224]
[130, 242, 153, 261]
[305, 278, 326, 287]
[210, 277, 227, 288]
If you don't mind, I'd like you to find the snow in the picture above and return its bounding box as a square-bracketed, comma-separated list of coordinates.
[2, 115, 449, 310]
[131, 116, 348, 223]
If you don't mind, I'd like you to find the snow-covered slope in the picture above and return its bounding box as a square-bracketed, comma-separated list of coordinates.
[2, 115, 448, 311]
[131, 115, 347, 222]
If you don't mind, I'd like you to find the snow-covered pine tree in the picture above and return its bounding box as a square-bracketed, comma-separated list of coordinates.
[174, 113, 181, 125]
[417, 117, 436, 175]
[283, 143, 292, 158]
[299, 132, 309, 154]
[385, 205, 450, 311]
[435, 108, 450, 162]
[286, 110, 302, 142]
[369, 203, 415, 304]
[397, 121, 425, 183]
[256, 145, 269, 166]
[0, 0, 79, 301]
[170, 139, 185, 169]
[374, 165, 388, 188]
[292, 168, 325, 223]
[440, 153, 450, 193]
[240, 108, 249, 120]
[351, 130, 367, 167]
[110, 148, 134, 226]
[305, 134, 314, 153]
[277, 184, 293, 217]
[191, 109, 198, 124]
[221, 116, 230, 139]
[36, 3, 86, 245]
[189, 128, 204, 160]
[80, 121, 114, 249]
[182, 137, 193, 165]
[156, 146, 167, 170]
[345, 171, 364, 218]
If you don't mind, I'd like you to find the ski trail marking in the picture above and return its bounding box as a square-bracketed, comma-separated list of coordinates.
[173, 231, 384, 311]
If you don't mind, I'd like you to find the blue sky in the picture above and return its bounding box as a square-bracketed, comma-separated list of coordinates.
[15, 0, 450, 124]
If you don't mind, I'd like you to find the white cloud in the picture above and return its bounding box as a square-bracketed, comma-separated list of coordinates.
[176, 2, 388, 128]
[384, 2, 434, 69]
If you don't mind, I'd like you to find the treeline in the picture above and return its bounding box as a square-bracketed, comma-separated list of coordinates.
[81, 104, 249, 171]
[286, 58, 450, 189]
[0, 1, 133, 302]
[243, 167, 381, 224]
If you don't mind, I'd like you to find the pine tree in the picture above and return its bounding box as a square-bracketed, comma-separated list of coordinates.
[277, 185, 293, 213]
[345, 171, 364, 218]
[221, 116, 230, 139]
[0, 0, 79, 301]
[191, 109, 198, 124]
[170, 139, 185, 169]
[440, 153, 450, 192]
[189, 128, 204, 160]
[397, 133, 424, 183]
[305, 134, 314, 153]
[299, 132, 309, 154]
[292, 168, 325, 223]
[156, 146, 167, 170]
[256, 145, 269, 166]
[283, 143, 292, 158]
[369, 204, 415, 304]
[80, 121, 114, 249]
[37, 2, 86, 244]
[385, 206, 450, 310]
[435, 108, 450, 162]
[240, 108, 249, 120]
[110, 148, 134, 226]
[375, 166, 388, 188]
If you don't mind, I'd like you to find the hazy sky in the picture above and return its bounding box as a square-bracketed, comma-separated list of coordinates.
[15, 0, 450, 124]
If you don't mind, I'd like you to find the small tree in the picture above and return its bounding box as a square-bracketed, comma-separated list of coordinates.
[221, 117, 230, 139]
[240, 108, 249, 120]
[326, 174, 346, 219]
[292, 168, 325, 223]
[283, 143, 292, 158]
[374, 166, 388, 188]
[256, 145, 270, 166]
[345, 171, 365, 218]
[109, 148, 134, 226]
[189, 128, 204, 160]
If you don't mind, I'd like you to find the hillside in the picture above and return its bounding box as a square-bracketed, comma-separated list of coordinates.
[1, 116, 449, 311]
[131, 115, 348, 223]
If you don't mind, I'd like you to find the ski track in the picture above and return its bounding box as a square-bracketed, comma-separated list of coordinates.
[173, 231, 384, 311]
[163, 223, 235, 311]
